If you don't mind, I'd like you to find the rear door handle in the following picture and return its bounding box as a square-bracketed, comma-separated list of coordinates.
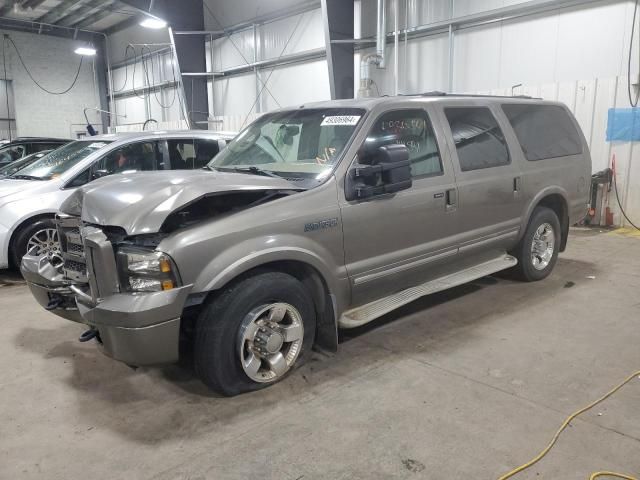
[513, 176, 521, 192]
[446, 188, 457, 212]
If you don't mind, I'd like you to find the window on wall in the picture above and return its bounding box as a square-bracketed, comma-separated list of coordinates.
[364, 109, 443, 177]
[502, 104, 583, 161]
[445, 107, 510, 171]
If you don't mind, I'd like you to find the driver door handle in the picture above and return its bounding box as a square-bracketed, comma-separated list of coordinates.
[446, 188, 457, 212]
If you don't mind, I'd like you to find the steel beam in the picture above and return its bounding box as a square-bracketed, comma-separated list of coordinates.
[0, 0, 47, 16]
[74, 7, 113, 29]
[321, 0, 354, 99]
[57, 0, 113, 27]
[37, 0, 83, 24]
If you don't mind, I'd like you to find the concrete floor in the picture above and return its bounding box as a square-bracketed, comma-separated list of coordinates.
[1, 228, 639, 480]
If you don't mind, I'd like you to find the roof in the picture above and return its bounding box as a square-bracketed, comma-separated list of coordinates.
[7, 137, 71, 143]
[0, 1, 145, 35]
[298, 92, 552, 111]
[81, 130, 237, 143]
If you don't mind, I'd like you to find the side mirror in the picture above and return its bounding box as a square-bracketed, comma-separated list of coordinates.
[345, 144, 412, 201]
[92, 169, 110, 180]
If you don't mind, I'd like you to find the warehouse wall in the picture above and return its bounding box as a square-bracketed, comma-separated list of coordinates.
[207, 6, 330, 130]
[106, 25, 187, 131]
[357, 0, 635, 94]
[0, 29, 101, 139]
[356, 0, 640, 226]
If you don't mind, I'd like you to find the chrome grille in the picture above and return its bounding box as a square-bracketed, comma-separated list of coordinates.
[56, 214, 88, 283]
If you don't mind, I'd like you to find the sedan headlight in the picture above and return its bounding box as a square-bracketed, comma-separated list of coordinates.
[116, 247, 181, 293]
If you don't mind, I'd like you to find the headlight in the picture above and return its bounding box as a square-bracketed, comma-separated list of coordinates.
[116, 247, 181, 293]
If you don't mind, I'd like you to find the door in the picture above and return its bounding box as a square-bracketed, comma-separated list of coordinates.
[437, 104, 524, 254]
[340, 107, 460, 306]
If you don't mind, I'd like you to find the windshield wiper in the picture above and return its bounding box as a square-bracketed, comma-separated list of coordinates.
[223, 166, 282, 178]
[11, 174, 45, 181]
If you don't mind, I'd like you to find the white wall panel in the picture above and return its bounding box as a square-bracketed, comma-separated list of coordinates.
[555, 2, 633, 81]
[212, 72, 258, 117]
[261, 9, 324, 59]
[114, 96, 148, 125]
[357, 0, 451, 37]
[212, 29, 255, 71]
[204, 0, 313, 29]
[453, 23, 502, 92]
[497, 13, 560, 88]
[262, 59, 330, 111]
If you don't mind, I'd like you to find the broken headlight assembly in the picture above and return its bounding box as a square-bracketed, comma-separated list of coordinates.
[116, 247, 181, 293]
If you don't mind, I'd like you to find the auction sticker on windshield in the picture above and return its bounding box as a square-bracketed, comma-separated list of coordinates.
[88, 142, 108, 149]
[321, 115, 361, 126]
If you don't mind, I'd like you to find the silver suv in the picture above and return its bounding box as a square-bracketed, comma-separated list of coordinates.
[23, 95, 591, 396]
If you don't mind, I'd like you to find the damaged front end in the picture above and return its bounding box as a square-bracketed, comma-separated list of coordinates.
[22, 250, 82, 323]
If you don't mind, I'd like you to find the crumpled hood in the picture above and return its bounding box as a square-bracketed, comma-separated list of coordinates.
[73, 169, 301, 235]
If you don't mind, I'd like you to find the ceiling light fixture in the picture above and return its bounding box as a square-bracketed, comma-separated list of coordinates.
[74, 46, 97, 56]
[140, 17, 167, 29]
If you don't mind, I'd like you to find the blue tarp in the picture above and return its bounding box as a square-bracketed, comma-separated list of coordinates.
[607, 108, 640, 141]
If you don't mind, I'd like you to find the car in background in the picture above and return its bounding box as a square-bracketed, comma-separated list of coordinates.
[0, 137, 71, 167]
[0, 150, 52, 178]
[0, 130, 235, 269]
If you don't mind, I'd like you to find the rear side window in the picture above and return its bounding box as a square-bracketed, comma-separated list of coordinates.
[445, 107, 510, 171]
[193, 139, 220, 168]
[502, 104, 582, 161]
[167, 139, 221, 169]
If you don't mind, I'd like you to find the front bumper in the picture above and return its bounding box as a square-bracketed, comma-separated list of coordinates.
[22, 254, 83, 322]
[75, 285, 193, 366]
[23, 243, 194, 367]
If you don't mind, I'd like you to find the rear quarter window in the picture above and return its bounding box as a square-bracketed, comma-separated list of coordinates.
[502, 104, 583, 161]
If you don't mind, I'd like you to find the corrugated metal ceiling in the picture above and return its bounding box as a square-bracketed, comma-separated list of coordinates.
[0, 0, 140, 32]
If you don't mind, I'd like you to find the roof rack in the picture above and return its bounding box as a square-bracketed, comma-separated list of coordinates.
[402, 91, 539, 100]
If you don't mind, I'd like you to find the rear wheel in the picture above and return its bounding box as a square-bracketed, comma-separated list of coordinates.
[510, 206, 561, 282]
[11, 218, 62, 270]
[194, 271, 316, 396]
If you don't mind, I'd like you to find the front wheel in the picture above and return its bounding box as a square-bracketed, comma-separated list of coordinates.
[510, 206, 561, 282]
[11, 217, 63, 270]
[194, 271, 316, 396]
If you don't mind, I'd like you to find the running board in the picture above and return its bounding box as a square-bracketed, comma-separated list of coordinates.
[339, 254, 517, 328]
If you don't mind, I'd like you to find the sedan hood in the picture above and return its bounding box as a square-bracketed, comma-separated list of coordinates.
[0, 178, 54, 205]
[0, 178, 42, 199]
[74, 169, 301, 235]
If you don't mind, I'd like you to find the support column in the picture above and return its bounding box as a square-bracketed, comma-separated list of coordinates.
[321, 0, 355, 99]
[119, 0, 208, 127]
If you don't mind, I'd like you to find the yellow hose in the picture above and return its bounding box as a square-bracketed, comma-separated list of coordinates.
[590, 473, 638, 480]
[498, 370, 640, 480]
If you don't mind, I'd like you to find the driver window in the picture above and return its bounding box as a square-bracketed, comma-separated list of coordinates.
[364, 109, 443, 177]
[92, 141, 161, 176]
[0, 144, 25, 164]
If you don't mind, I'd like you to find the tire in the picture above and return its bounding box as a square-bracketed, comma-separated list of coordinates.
[510, 206, 561, 282]
[10, 217, 61, 270]
[194, 271, 316, 396]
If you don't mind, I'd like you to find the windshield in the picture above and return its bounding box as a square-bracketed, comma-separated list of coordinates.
[209, 108, 365, 184]
[0, 151, 49, 176]
[15, 140, 112, 180]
